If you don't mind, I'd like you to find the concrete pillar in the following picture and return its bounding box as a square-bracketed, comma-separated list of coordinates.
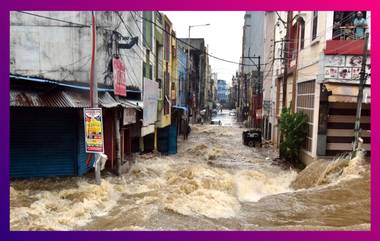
[317, 84, 331, 156]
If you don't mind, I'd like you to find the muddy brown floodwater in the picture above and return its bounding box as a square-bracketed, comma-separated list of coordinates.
[10, 116, 370, 231]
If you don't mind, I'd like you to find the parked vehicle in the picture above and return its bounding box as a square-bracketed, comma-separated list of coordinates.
[210, 118, 222, 125]
[242, 129, 262, 147]
[229, 111, 236, 116]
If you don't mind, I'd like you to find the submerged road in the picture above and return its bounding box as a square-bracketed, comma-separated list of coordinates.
[10, 110, 370, 230]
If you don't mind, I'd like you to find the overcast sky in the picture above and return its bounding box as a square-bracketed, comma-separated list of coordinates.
[162, 11, 245, 86]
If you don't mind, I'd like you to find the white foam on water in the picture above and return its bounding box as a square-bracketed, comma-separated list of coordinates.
[234, 169, 298, 202]
[10, 179, 122, 230]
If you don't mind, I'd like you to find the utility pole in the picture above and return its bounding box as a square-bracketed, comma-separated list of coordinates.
[282, 11, 291, 109]
[239, 24, 247, 122]
[186, 27, 191, 123]
[90, 11, 98, 108]
[242, 56, 261, 128]
[257, 56, 261, 129]
[237, 73, 241, 119]
[352, 32, 369, 157]
[89, 11, 101, 185]
[291, 19, 300, 113]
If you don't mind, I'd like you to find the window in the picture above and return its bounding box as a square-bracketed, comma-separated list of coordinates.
[143, 62, 152, 80]
[299, 19, 305, 49]
[297, 80, 315, 152]
[143, 49, 152, 79]
[155, 11, 162, 25]
[312, 11, 318, 41]
[164, 23, 170, 61]
[164, 62, 170, 114]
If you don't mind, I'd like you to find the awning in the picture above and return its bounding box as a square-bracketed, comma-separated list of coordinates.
[324, 83, 371, 104]
[99, 92, 120, 108]
[11, 89, 120, 108]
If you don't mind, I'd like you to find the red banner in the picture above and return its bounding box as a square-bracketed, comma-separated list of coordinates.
[113, 58, 126, 96]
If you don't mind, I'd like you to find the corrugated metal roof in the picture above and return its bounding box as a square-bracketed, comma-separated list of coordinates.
[99, 92, 119, 108]
[115, 96, 143, 109]
[10, 89, 121, 108]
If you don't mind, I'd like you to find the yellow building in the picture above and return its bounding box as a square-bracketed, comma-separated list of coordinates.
[171, 31, 178, 105]
[155, 12, 172, 129]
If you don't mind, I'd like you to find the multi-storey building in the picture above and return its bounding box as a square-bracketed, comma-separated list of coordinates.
[239, 11, 265, 128]
[266, 11, 371, 164]
[10, 11, 152, 177]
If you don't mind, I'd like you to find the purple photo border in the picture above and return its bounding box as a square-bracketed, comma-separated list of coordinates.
[1, 1, 379, 240]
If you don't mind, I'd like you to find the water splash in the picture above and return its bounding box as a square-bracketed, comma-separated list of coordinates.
[291, 151, 368, 190]
[165, 189, 241, 219]
[10, 179, 122, 230]
[234, 169, 298, 202]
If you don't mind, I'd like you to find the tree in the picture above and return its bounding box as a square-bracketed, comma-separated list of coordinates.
[279, 107, 308, 166]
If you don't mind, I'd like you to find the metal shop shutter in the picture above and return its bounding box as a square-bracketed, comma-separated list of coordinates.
[10, 108, 77, 178]
[168, 124, 177, 155]
[157, 127, 169, 154]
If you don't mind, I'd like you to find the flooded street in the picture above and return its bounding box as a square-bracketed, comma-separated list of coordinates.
[10, 110, 370, 231]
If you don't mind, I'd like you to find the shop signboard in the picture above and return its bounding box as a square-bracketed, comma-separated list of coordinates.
[324, 55, 371, 84]
[84, 108, 104, 153]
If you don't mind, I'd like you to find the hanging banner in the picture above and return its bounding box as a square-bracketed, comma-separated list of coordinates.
[84, 108, 104, 153]
[143, 78, 159, 127]
[113, 58, 127, 96]
[141, 78, 159, 136]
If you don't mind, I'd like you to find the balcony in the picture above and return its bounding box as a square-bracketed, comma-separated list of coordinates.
[327, 11, 368, 55]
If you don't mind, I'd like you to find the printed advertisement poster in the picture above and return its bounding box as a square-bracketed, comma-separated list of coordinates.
[84, 108, 104, 153]
[346, 55, 363, 67]
[113, 58, 127, 96]
[325, 67, 338, 78]
[338, 67, 352, 79]
[324, 55, 370, 83]
[324, 55, 345, 67]
[352, 67, 361, 79]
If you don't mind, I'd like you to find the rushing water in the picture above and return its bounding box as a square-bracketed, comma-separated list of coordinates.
[10, 110, 370, 231]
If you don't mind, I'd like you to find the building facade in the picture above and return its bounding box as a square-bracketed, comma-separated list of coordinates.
[262, 11, 371, 164]
[239, 11, 265, 128]
[217, 79, 229, 104]
[10, 11, 151, 177]
[9, 11, 197, 178]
